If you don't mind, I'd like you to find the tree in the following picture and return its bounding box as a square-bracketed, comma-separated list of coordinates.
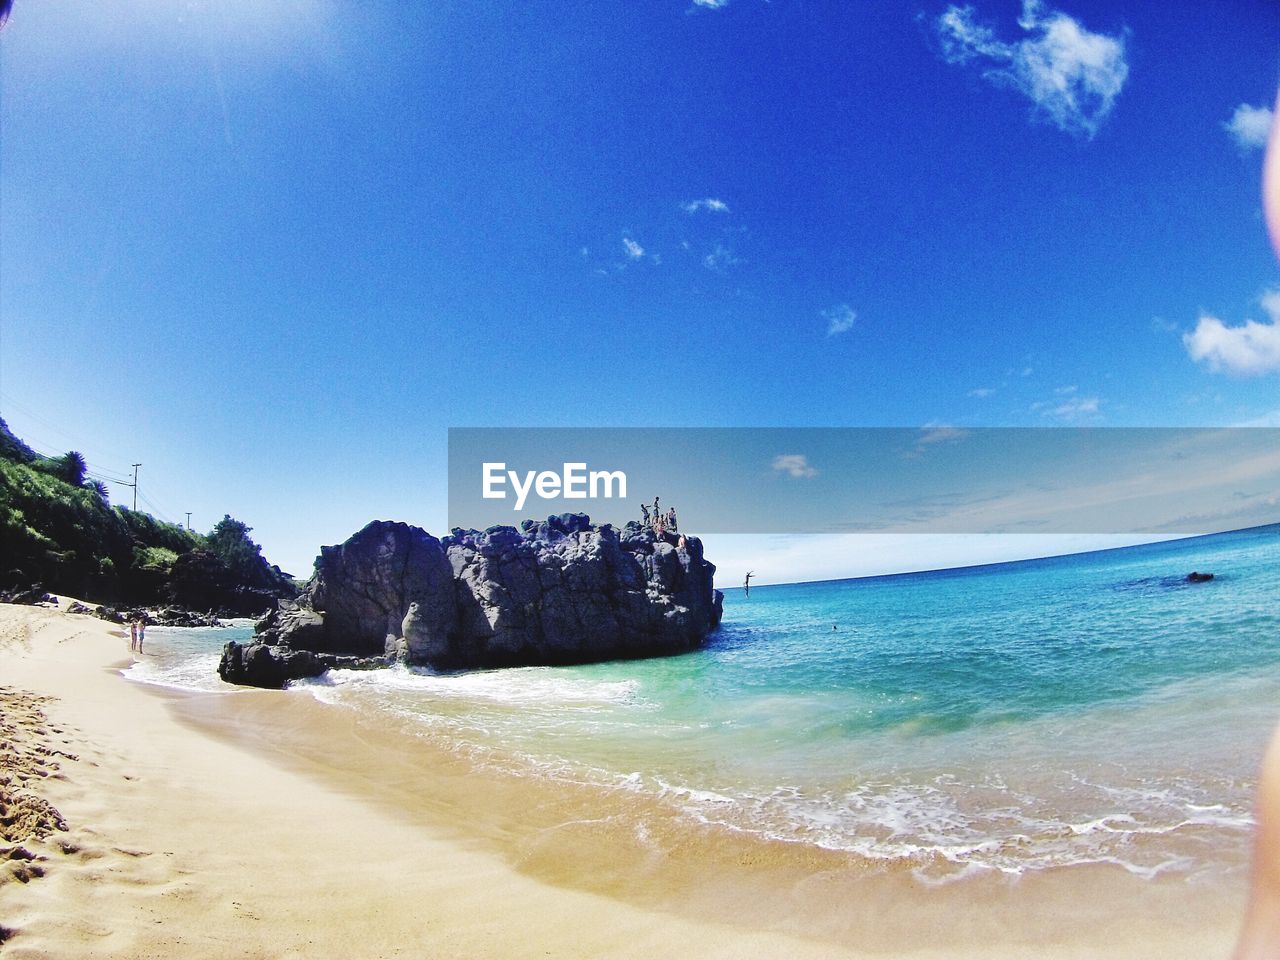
[207, 514, 267, 584]
[58, 451, 87, 486]
[31, 450, 88, 487]
[86, 478, 110, 503]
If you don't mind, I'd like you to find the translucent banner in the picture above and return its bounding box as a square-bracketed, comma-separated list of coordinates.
[447, 428, 1280, 535]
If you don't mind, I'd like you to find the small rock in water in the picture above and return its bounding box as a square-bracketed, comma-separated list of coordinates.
[1186, 571, 1215, 583]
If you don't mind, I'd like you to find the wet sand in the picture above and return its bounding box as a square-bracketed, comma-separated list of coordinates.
[0, 601, 1247, 958]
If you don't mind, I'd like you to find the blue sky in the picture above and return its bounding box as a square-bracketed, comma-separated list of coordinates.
[1, 0, 1278, 579]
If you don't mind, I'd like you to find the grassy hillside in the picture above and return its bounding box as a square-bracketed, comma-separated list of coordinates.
[0, 418, 295, 612]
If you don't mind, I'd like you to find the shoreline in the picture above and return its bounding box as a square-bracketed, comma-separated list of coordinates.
[0, 601, 1247, 958]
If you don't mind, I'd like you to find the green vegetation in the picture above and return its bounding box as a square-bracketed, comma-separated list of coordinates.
[208, 515, 270, 585]
[0, 417, 296, 610]
[0, 420, 37, 464]
[119, 506, 202, 555]
[134, 545, 180, 573]
[32, 451, 88, 487]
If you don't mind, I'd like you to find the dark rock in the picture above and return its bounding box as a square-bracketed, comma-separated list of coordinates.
[146, 607, 224, 628]
[216, 639, 388, 689]
[300, 521, 458, 657]
[217, 640, 329, 689]
[1186, 571, 1215, 583]
[0, 585, 55, 606]
[93, 605, 125, 624]
[166, 549, 297, 618]
[221, 514, 721, 686]
[256, 600, 326, 647]
[66, 602, 93, 616]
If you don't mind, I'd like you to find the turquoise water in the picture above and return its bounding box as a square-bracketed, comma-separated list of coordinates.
[126, 526, 1280, 883]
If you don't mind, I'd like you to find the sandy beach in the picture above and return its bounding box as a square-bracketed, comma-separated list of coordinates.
[0, 600, 1247, 959]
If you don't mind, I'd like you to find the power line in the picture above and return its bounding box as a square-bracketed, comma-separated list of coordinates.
[137, 492, 178, 527]
[0, 391, 137, 470]
[11, 436, 135, 488]
[6, 424, 138, 484]
[86, 468, 134, 485]
[2, 400, 186, 526]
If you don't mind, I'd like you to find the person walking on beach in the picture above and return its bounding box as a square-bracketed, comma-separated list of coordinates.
[135, 615, 146, 655]
[129, 619, 138, 652]
[744, 571, 754, 598]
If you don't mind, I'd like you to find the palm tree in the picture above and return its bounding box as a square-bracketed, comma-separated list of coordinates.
[85, 478, 109, 503]
[60, 451, 88, 487]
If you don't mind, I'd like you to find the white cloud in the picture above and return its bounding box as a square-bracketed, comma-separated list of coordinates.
[1054, 384, 1077, 395]
[702, 244, 741, 271]
[1033, 395, 1100, 420]
[771, 454, 818, 479]
[823, 304, 856, 337]
[918, 425, 970, 445]
[968, 387, 996, 398]
[935, 0, 1129, 138]
[1184, 291, 1280, 376]
[622, 237, 645, 260]
[692, 0, 729, 8]
[682, 198, 730, 214]
[1224, 103, 1274, 150]
[902, 424, 971, 459]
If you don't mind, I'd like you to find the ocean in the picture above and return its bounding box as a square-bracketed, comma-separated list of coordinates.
[125, 525, 1280, 886]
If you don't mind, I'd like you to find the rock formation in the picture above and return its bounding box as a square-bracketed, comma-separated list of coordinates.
[218, 514, 723, 688]
[166, 549, 296, 617]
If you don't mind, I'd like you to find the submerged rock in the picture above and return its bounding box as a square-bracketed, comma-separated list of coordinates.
[222, 514, 722, 685]
[215, 640, 387, 689]
[1186, 571, 1215, 583]
[217, 640, 328, 689]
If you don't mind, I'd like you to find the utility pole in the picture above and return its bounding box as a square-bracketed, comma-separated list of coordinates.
[185, 512, 192, 531]
[131, 463, 141, 511]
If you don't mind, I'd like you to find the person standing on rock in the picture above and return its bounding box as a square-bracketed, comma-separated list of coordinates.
[744, 571, 754, 598]
[652, 496, 660, 523]
[667, 507, 677, 532]
[641, 503, 650, 526]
